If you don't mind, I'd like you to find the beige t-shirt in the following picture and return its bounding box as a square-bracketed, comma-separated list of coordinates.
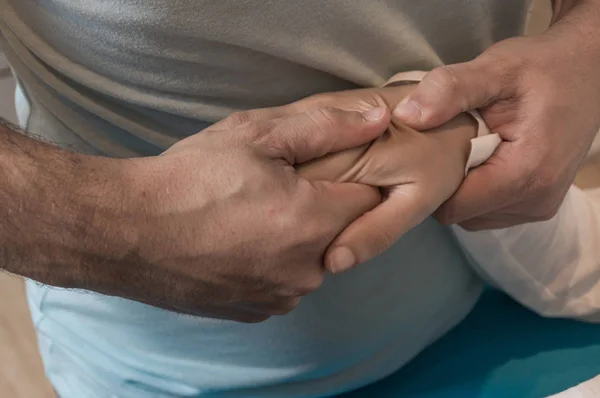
[0, 1, 537, 397]
[1, 0, 532, 156]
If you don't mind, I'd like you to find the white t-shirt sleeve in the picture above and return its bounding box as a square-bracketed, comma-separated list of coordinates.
[453, 186, 600, 321]
[453, 101, 600, 321]
[452, 103, 600, 321]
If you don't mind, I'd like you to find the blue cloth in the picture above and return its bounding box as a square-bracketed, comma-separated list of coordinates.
[344, 290, 600, 398]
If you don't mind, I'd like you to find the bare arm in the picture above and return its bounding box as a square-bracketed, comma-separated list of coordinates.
[0, 100, 388, 322]
[0, 117, 132, 288]
[452, 186, 600, 322]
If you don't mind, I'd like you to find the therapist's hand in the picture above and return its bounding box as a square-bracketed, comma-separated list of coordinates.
[393, 1, 600, 230]
[99, 106, 388, 322]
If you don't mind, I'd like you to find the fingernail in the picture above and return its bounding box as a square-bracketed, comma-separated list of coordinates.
[327, 246, 356, 274]
[362, 107, 386, 122]
[393, 97, 421, 121]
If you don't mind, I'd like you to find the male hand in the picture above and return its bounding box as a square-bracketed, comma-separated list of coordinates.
[219, 85, 475, 272]
[393, 2, 600, 229]
[87, 106, 389, 322]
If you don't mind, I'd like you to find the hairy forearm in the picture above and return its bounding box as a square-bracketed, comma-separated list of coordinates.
[0, 118, 136, 288]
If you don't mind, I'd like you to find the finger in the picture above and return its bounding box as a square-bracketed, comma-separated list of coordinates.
[289, 86, 414, 114]
[209, 105, 296, 131]
[434, 152, 525, 225]
[309, 180, 382, 229]
[324, 185, 430, 273]
[265, 106, 390, 164]
[392, 58, 509, 130]
[211, 86, 411, 132]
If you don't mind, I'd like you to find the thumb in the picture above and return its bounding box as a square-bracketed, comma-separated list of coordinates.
[392, 58, 504, 130]
[324, 185, 431, 273]
[267, 106, 390, 164]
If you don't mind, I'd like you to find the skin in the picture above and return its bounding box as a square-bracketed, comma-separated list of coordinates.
[0, 107, 388, 323]
[391, 0, 600, 232]
[3, 0, 596, 324]
[220, 85, 476, 272]
[0, 83, 476, 322]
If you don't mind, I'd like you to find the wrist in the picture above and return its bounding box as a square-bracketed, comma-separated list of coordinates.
[429, 113, 477, 173]
[61, 155, 142, 289]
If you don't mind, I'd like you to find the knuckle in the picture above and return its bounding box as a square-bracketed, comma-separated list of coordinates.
[298, 273, 325, 295]
[225, 110, 254, 128]
[305, 92, 339, 107]
[355, 93, 387, 111]
[271, 206, 304, 238]
[428, 66, 460, 94]
[307, 107, 341, 131]
[250, 120, 284, 149]
[270, 197, 323, 245]
[306, 91, 386, 113]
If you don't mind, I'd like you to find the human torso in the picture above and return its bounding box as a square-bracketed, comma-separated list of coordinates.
[1, 1, 532, 396]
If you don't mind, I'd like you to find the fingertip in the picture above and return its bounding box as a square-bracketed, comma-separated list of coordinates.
[392, 97, 445, 130]
[325, 246, 357, 274]
[362, 107, 387, 122]
[392, 97, 422, 124]
[362, 106, 391, 140]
